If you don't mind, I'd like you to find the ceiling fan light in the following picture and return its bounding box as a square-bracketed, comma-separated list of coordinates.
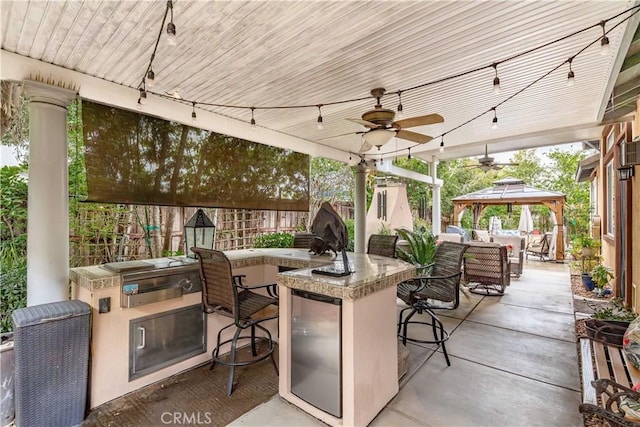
[362, 129, 395, 148]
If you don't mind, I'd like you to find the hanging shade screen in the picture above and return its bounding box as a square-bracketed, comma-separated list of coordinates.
[82, 101, 309, 211]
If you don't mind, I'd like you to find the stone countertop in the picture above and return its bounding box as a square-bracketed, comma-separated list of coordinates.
[277, 252, 415, 301]
[71, 249, 416, 300]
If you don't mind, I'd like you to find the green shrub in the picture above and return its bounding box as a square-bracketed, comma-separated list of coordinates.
[344, 219, 355, 252]
[396, 228, 437, 270]
[0, 256, 27, 333]
[253, 232, 294, 248]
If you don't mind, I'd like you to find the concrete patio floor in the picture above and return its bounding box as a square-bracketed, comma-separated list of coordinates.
[231, 260, 582, 427]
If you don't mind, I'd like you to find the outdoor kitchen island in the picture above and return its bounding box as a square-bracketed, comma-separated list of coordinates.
[276, 251, 415, 427]
[69, 248, 414, 424]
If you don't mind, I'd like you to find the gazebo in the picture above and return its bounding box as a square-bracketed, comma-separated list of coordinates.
[452, 178, 566, 261]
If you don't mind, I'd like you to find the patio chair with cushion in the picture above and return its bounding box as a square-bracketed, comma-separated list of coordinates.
[397, 241, 469, 366]
[437, 233, 463, 243]
[472, 229, 491, 242]
[367, 234, 399, 258]
[490, 235, 525, 277]
[191, 247, 279, 396]
[463, 242, 511, 295]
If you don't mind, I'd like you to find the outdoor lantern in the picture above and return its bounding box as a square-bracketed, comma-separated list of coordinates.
[184, 209, 215, 258]
[617, 165, 635, 181]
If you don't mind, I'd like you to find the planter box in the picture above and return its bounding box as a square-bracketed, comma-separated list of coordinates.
[585, 319, 630, 346]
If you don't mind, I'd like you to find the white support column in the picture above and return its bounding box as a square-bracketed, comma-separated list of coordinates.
[431, 160, 442, 236]
[23, 81, 76, 306]
[354, 163, 367, 253]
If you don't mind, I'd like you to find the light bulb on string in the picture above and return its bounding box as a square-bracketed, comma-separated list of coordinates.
[492, 63, 501, 95]
[137, 98, 143, 110]
[146, 69, 155, 88]
[407, 147, 412, 159]
[397, 91, 404, 117]
[491, 108, 498, 129]
[379, 156, 383, 166]
[191, 102, 197, 124]
[600, 21, 610, 55]
[316, 105, 324, 130]
[139, 88, 147, 105]
[566, 57, 575, 87]
[166, 1, 176, 46]
[439, 136, 445, 153]
[250, 107, 256, 130]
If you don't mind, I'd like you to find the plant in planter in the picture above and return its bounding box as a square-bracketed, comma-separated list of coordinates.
[573, 234, 600, 258]
[584, 298, 637, 345]
[591, 264, 614, 297]
[395, 227, 437, 274]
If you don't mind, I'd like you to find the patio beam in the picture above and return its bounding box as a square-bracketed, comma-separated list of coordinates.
[0, 51, 351, 164]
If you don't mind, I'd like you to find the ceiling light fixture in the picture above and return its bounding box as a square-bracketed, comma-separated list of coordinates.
[362, 129, 395, 150]
[191, 102, 197, 124]
[600, 20, 610, 55]
[166, 1, 176, 46]
[567, 57, 575, 87]
[397, 91, 404, 117]
[250, 107, 256, 129]
[316, 105, 324, 130]
[491, 108, 498, 129]
[492, 63, 501, 95]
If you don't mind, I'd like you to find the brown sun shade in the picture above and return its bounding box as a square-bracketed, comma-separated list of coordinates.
[82, 101, 309, 211]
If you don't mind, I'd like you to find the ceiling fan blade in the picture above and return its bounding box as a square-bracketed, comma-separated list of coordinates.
[396, 130, 433, 144]
[346, 118, 379, 128]
[494, 162, 520, 167]
[392, 114, 444, 129]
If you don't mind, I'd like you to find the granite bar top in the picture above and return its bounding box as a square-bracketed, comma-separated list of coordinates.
[70, 249, 416, 300]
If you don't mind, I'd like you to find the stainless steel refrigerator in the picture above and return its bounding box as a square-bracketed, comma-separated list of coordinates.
[290, 289, 342, 418]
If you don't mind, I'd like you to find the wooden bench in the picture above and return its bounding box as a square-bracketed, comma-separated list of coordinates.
[578, 336, 640, 426]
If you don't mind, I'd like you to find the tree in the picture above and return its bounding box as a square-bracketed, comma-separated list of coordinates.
[309, 157, 354, 228]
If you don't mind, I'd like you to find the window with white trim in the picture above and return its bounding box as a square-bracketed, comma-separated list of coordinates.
[606, 129, 615, 152]
[606, 161, 614, 236]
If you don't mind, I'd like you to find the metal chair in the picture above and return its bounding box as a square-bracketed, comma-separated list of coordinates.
[367, 234, 399, 258]
[191, 247, 279, 396]
[397, 241, 469, 366]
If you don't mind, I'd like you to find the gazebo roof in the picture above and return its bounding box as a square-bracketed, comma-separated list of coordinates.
[452, 178, 565, 205]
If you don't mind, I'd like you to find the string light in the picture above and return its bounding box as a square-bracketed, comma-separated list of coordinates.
[407, 147, 411, 159]
[137, 98, 143, 110]
[139, 88, 147, 105]
[379, 156, 383, 166]
[250, 107, 256, 129]
[492, 63, 501, 94]
[397, 91, 404, 117]
[439, 136, 445, 152]
[600, 21, 610, 55]
[491, 108, 498, 129]
[191, 102, 197, 124]
[567, 57, 575, 87]
[146, 68, 155, 88]
[316, 105, 324, 130]
[166, 0, 176, 46]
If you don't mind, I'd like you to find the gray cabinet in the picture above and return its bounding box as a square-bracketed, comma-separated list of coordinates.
[129, 305, 206, 380]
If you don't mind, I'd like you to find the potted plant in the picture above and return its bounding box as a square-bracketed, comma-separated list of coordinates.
[591, 264, 614, 296]
[574, 234, 600, 258]
[395, 228, 437, 275]
[585, 298, 637, 345]
[578, 255, 602, 291]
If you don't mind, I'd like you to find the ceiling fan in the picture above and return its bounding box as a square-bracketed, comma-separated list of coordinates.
[464, 145, 518, 172]
[346, 88, 444, 152]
